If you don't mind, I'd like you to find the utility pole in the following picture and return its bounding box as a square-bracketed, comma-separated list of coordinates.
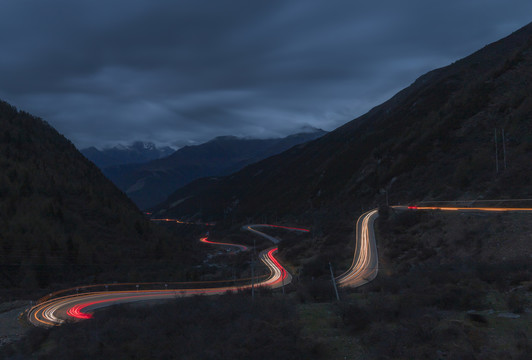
[251, 238, 256, 301]
[251, 255, 254, 301]
[502, 128, 507, 170]
[281, 271, 285, 295]
[494, 128, 499, 174]
[329, 262, 340, 301]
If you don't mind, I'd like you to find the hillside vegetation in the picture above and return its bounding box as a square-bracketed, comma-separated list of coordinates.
[0, 101, 195, 297]
[3, 210, 530, 359]
[1, 293, 317, 360]
[339, 208, 532, 359]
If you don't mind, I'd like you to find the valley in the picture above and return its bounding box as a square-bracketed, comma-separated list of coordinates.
[1, 12, 532, 360]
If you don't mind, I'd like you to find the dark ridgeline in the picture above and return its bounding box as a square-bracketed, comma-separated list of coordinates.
[154, 21, 532, 227]
[0, 102, 194, 294]
[101, 130, 327, 209]
[81, 142, 175, 169]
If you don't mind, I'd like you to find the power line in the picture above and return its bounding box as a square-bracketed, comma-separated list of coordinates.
[502, 128, 507, 170]
[494, 128, 499, 174]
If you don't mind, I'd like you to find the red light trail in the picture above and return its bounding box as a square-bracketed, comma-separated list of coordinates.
[27, 224, 305, 327]
[199, 236, 248, 251]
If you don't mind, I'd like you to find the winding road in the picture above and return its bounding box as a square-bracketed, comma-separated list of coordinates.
[335, 205, 532, 288]
[27, 205, 532, 327]
[199, 236, 248, 251]
[336, 209, 379, 288]
[27, 224, 306, 327]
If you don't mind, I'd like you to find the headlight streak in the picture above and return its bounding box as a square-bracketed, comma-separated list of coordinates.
[151, 218, 214, 226]
[36, 275, 269, 304]
[199, 236, 248, 251]
[336, 210, 379, 288]
[251, 224, 310, 232]
[28, 224, 304, 327]
[32, 205, 529, 326]
[406, 206, 532, 212]
[258, 247, 290, 288]
[336, 205, 532, 289]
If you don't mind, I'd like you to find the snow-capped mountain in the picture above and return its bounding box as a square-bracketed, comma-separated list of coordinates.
[103, 129, 327, 209]
[81, 141, 175, 168]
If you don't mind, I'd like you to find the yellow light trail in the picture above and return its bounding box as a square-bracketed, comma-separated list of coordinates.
[405, 206, 532, 212]
[27, 224, 302, 327]
[336, 205, 532, 289]
[336, 209, 379, 288]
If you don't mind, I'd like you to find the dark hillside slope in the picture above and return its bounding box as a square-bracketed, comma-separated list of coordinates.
[154, 22, 532, 226]
[104, 130, 326, 209]
[0, 101, 189, 293]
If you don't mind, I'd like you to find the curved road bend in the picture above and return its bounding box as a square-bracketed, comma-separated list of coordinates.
[30, 207, 532, 326]
[398, 205, 532, 212]
[336, 205, 532, 289]
[28, 225, 302, 327]
[336, 209, 379, 288]
[243, 224, 310, 244]
[242, 224, 309, 288]
[199, 236, 248, 251]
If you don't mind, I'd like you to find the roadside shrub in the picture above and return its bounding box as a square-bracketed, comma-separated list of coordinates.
[391, 210, 424, 229]
[337, 302, 371, 333]
[507, 292, 527, 314]
[301, 257, 328, 278]
[467, 313, 488, 324]
[477, 260, 530, 290]
[307, 279, 336, 302]
[2, 293, 316, 360]
[434, 284, 485, 310]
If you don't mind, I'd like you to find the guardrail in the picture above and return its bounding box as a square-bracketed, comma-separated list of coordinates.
[35, 275, 270, 305]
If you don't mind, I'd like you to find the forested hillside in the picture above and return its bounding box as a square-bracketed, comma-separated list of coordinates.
[0, 101, 193, 295]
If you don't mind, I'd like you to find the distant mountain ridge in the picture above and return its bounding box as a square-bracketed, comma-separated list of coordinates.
[152, 21, 532, 226]
[103, 129, 327, 209]
[81, 141, 175, 168]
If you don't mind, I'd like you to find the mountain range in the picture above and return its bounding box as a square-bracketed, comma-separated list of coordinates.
[81, 141, 175, 168]
[153, 22, 532, 228]
[102, 130, 326, 209]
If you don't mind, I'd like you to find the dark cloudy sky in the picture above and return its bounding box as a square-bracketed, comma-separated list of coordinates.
[1, 1, 531, 149]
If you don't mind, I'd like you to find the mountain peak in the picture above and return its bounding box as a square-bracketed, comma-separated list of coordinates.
[81, 141, 175, 168]
[210, 135, 240, 142]
[101, 130, 326, 209]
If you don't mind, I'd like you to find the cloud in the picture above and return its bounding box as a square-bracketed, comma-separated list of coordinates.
[0, 0, 531, 148]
